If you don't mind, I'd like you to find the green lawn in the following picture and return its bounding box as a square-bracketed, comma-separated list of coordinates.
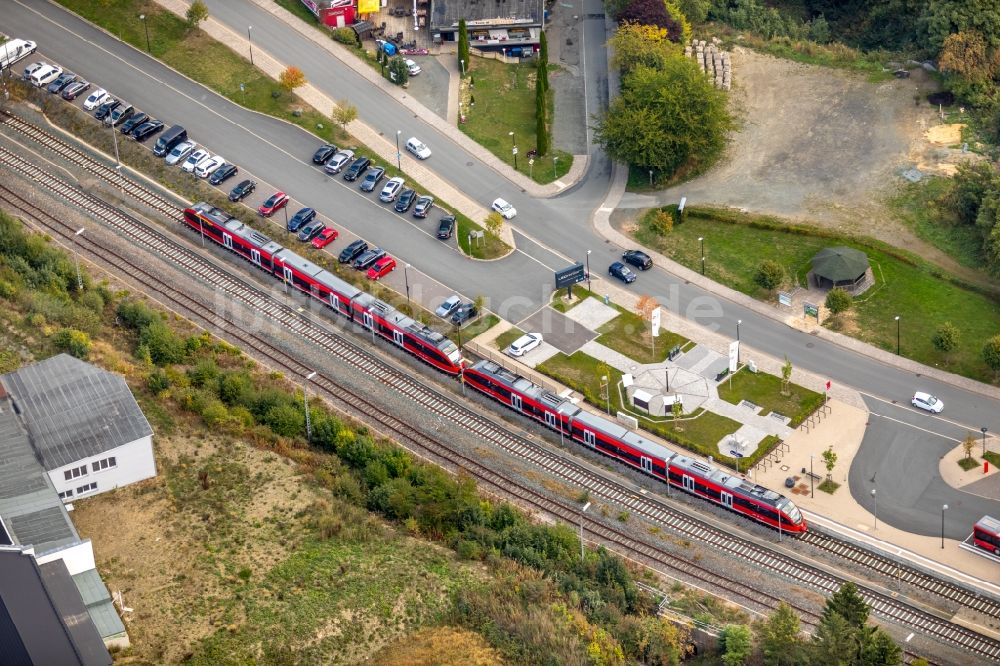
[716, 368, 824, 427]
[453, 314, 500, 345]
[550, 285, 595, 312]
[460, 58, 572, 184]
[634, 206, 1000, 384]
[494, 327, 525, 351]
[596, 309, 688, 365]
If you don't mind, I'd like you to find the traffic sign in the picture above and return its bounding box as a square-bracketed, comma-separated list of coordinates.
[512, 146, 518, 155]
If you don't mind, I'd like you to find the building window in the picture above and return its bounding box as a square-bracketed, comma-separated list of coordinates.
[58, 490, 73, 500]
[76, 482, 97, 495]
[91, 456, 117, 473]
[63, 465, 87, 481]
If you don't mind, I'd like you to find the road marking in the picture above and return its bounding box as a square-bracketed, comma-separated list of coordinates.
[859, 391, 986, 434]
[867, 411, 961, 443]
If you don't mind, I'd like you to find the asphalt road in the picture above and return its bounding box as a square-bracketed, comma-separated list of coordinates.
[7, 0, 1000, 534]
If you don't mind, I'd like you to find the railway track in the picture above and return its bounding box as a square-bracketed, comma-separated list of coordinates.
[1, 121, 998, 661]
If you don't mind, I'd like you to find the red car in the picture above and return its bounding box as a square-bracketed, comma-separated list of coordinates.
[311, 226, 339, 249]
[257, 191, 289, 217]
[366, 256, 396, 280]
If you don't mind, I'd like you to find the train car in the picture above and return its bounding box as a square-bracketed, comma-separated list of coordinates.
[973, 515, 1000, 555]
[464, 359, 806, 533]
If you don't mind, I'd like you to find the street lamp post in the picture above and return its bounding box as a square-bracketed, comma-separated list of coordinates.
[395, 130, 402, 171]
[509, 131, 517, 170]
[303, 371, 316, 440]
[736, 319, 741, 366]
[459, 58, 465, 76]
[553, 155, 558, 180]
[809, 455, 814, 498]
[982, 427, 989, 457]
[579, 501, 591, 560]
[871, 488, 877, 530]
[73, 228, 85, 291]
[941, 504, 948, 548]
[895, 315, 900, 355]
[404, 263, 411, 309]
[139, 14, 150, 53]
[586, 250, 591, 292]
[247, 26, 254, 66]
[698, 237, 705, 275]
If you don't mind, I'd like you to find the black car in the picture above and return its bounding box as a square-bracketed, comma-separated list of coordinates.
[608, 261, 637, 284]
[394, 189, 417, 214]
[46, 71, 76, 94]
[119, 112, 148, 135]
[287, 207, 317, 232]
[413, 195, 434, 219]
[451, 303, 479, 326]
[312, 144, 337, 164]
[338, 239, 368, 264]
[437, 215, 455, 239]
[209, 163, 238, 185]
[297, 219, 325, 242]
[352, 247, 386, 270]
[622, 249, 653, 270]
[131, 120, 165, 142]
[342, 156, 371, 181]
[359, 166, 385, 192]
[93, 99, 120, 121]
[229, 179, 256, 202]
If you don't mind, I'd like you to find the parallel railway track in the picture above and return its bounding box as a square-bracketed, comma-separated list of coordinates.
[1, 118, 998, 662]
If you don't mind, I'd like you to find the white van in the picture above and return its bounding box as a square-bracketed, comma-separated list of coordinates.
[0, 39, 37, 70]
[29, 64, 62, 88]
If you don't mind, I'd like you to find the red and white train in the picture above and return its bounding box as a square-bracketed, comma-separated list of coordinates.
[973, 515, 1000, 555]
[464, 360, 807, 533]
[182, 202, 462, 374]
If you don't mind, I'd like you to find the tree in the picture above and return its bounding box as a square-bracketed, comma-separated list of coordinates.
[812, 612, 858, 666]
[984, 335, 1000, 375]
[610, 22, 680, 75]
[279, 66, 307, 94]
[755, 259, 785, 291]
[824, 287, 852, 314]
[821, 446, 837, 482]
[921, 0, 1000, 51]
[932, 321, 959, 353]
[616, 0, 685, 41]
[676, 0, 709, 23]
[859, 626, 902, 666]
[781, 356, 792, 396]
[962, 432, 977, 461]
[484, 212, 504, 239]
[718, 624, 753, 666]
[387, 57, 409, 86]
[539, 30, 549, 91]
[822, 582, 869, 629]
[635, 294, 659, 321]
[186, 0, 209, 28]
[761, 603, 807, 666]
[939, 31, 992, 82]
[53, 328, 91, 359]
[458, 19, 470, 76]
[535, 66, 549, 156]
[332, 100, 357, 130]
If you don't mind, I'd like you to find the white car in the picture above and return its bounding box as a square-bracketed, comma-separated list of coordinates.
[82, 88, 109, 111]
[405, 59, 421, 76]
[30, 64, 62, 87]
[165, 141, 196, 166]
[508, 332, 543, 357]
[194, 155, 225, 178]
[181, 148, 211, 173]
[379, 176, 405, 202]
[435, 294, 462, 319]
[405, 137, 431, 160]
[324, 149, 355, 174]
[912, 392, 943, 413]
[492, 198, 517, 219]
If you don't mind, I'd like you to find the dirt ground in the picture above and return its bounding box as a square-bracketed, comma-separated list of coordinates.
[618, 47, 987, 283]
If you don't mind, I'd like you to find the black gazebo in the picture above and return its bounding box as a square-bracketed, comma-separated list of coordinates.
[810, 247, 872, 294]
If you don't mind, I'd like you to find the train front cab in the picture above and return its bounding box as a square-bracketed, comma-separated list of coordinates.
[973, 515, 1000, 555]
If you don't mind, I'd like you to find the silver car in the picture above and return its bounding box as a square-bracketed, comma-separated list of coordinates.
[165, 141, 196, 166]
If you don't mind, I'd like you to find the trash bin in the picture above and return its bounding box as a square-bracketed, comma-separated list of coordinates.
[603, 295, 609, 305]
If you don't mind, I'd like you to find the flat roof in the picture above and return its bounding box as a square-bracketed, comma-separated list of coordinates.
[431, 0, 542, 30]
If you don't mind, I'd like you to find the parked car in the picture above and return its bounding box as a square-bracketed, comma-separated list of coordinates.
[130, 119, 164, 142]
[367, 256, 396, 280]
[22, 61, 44, 81]
[229, 179, 256, 202]
[82, 87, 109, 111]
[394, 188, 417, 213]
[404, 59, 421, 76]
[623, 250, 653, 270]
[437, 215, 455, 239]
[60, 79, 90, 101]
[258, 191, 290, 217]
[338, 239, 368, 264]
[323, 149, 354, 174]
[353, 247, 386, 271]
[311, 227, 339, 249]
[119, 111, 148, 135]
[194, 155, 225, 178]
[451, 302, 478, 326]
[29, 63, 61, 87]
[286, 206, 316, 231]
[435, 295, 461, 319]
[297, 219, 325, 242]
[379, 177, 405, 202]
[105, 103, 134, 127]
[405, 137, 431, 159]
[312, 143, 338, 164]
[360, 166, 386, 192]
[491, 198, 516, 219]
[911, 392, 944, 413]
[413, 195, 434, 218]
[181, 148, 211, 173]
[46, 71, 76, 94]
[343, 156, 371, 181]
[508, 333, 543, 357]
[93, 98, 120, 122]
[209, 163, 238, 185]
[608, 261, 636, 284]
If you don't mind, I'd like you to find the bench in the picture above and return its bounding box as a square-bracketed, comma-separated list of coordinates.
[714, 368, 729, 382]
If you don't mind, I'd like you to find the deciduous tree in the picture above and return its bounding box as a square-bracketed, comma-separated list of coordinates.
[616, 0, 685, 41]
[938, 31, 992, 81]
[983, 334, 1000, 375]
[279, 65, 307, 93]
[388, 57, 409, 86]
[609, 22, 679, 75]
[761, 603, 807, 666]
[755, 259, 785, 291]
[719, 624, 753, 666]
[332, 100, 358, 129]
[931, 321, 959, 353]
[824, 287, 852, 314]
[962, 432, 977, 460]
[821, 446, 837, 482]
[186, 0, 209, 28]
[484, 212, 504, 239]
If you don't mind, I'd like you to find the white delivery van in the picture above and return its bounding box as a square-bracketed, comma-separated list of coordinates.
[0, 39, 38, 71]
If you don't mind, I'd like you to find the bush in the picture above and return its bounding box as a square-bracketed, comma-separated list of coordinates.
[754, 259, 785, 291]
[388, 56, 409, 86]
[824, 287, 852, 314]
[139, 320, 187, 366]
[984, 335, 1000, 374]
[116, 300, 157, 330]
[52, 328, 91, 358]
[331, 27, 357, 45]
[147, 368, 171, 394]
[932, 322, 959, 353]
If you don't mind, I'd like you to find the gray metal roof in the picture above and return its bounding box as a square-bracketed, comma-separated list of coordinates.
[0, 398, 78, 553]
[1, 354, 152, 470]
[72, 570, 125, 640]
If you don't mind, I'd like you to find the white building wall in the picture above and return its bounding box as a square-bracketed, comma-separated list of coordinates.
[34, 538, 96, 576]
[48, 435, 156, 501]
